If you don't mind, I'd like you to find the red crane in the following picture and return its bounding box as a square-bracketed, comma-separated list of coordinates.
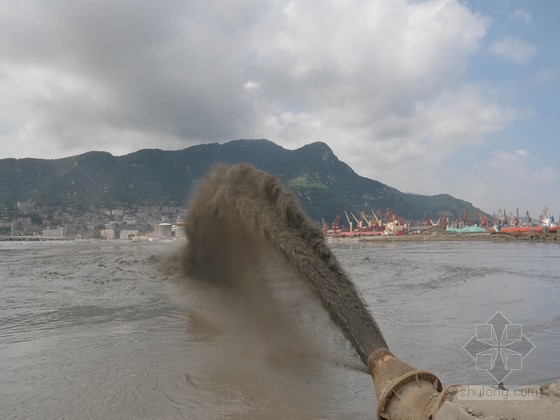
[463, 210, 472, 226]
[385, 208, 394, 223]
[331, 214, 341, 234]
[439, 211, 448, 228]
[477, 209, 488, 228]
[513, 208, 519, 227]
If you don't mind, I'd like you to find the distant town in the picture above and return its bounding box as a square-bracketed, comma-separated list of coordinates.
[1, 199, 557, 241]
[0, 200, 186, 240]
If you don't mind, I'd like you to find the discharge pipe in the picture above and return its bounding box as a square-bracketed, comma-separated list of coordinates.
[368, 348, 560, 420]
[368, 348, 442, 419]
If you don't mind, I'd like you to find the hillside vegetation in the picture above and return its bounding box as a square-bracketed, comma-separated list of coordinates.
[0, 139, 484, 223]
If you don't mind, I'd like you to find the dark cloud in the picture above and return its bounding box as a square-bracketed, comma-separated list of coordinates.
[0, 0, 267, 152]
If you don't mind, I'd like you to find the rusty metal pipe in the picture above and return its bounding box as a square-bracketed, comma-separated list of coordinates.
[368, 348, 560, 419]
[368, 348, 442, 420]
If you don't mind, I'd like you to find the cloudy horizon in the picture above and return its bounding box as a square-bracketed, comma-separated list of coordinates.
[1, 0, 558, 217]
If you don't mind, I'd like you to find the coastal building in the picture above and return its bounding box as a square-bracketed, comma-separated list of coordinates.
[155, 223, 172, 238]
[100, 229, 115, 240]
[42, 228, 65, 238]
[119, 229, 139, 240]
[174, 222, 186, 238]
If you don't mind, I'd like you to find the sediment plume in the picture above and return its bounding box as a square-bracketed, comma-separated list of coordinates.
[181, 163, 387, 365]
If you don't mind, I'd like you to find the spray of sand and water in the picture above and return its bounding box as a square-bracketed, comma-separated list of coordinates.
[180, 164, 387, 365]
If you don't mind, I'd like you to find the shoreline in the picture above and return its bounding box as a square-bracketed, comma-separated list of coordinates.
[0, 236, 183, 243]
[329, 232, 559, 243]
[2, 232, 558, 243]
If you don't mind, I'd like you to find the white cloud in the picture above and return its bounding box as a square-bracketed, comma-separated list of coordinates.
[0, 0, 535, 210]
[489, 36, 537, 64]
[243, 0, 499, 178]
[510, 9, 532, 24]
[244, 81, 260, 91]
[0, 0, 503, 164]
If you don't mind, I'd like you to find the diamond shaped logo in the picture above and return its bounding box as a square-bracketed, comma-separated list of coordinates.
[463, 311, 535, 384]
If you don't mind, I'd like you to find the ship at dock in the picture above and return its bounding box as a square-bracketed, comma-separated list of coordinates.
[322, 209, 408, 238]
[487, 205, 557, 234]
[322, 205, 558, 237]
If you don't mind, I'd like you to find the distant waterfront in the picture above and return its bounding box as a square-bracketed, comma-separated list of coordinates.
[356, 232, 559, 242]
[2, 230, 558, 244]
[1, 202, 185, 238]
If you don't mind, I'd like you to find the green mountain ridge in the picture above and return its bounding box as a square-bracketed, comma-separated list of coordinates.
[0, 139, 484, 223]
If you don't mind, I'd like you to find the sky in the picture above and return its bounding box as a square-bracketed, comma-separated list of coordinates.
[0, 0, 558, 217]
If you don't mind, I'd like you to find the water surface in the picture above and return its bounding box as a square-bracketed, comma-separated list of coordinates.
[1, 239, 558, 418]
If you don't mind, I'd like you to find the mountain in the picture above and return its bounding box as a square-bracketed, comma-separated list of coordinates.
[0, 139, 484, 223]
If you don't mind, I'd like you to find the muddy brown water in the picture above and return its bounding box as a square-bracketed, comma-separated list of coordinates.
[1, 240, 559, 417]
[1, 240, 373, 419]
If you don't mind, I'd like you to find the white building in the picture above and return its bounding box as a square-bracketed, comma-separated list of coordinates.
[174, 222, 186, 238]
[43, 228, 65, 238]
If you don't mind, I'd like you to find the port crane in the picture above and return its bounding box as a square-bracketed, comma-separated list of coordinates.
[538, 205, 557, 227]
[321, 218, 329, 233]
[439, 211, 448, 228]
[331, 214, 341, 234]
[371, 210, 383, 228]
[492, 211, 499, 226]
[421, 211, 440, 227]
[350, 211, 368, 230]
[539, 205, 551, 225]
[343, 211, 353, 232]
[513, 208, 519, 227]
[384, 208, 394, 223]
[351, 212, 361, 229]
[361, 211, 374, 229]
[493, 208, 508, 226]
[477, 209, 488, 228]
[526, 210, 533, 226]
[463, 210, 472, 226]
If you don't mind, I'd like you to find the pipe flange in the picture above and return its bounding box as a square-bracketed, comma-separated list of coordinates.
[377, 369, 442, 420]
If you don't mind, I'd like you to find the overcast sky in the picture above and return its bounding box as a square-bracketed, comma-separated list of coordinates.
[0, 0, 558, 217]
